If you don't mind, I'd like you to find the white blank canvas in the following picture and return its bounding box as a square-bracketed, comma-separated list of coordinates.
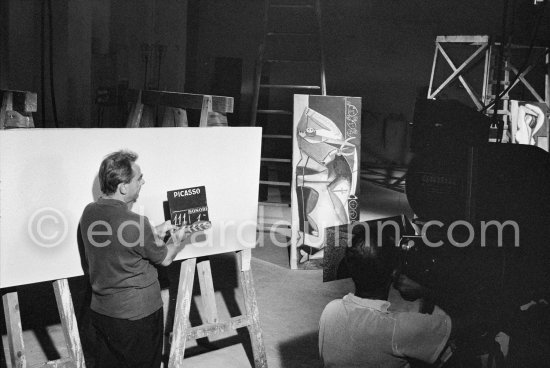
[0, 127, 261, 288]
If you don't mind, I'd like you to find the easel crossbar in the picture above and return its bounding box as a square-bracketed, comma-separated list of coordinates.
[34, 357, 74, 368]
[126, 89, 233, 113]
[185, 315, 252, 341]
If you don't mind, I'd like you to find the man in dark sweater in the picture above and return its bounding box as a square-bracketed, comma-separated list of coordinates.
[79, 150, 191, 368]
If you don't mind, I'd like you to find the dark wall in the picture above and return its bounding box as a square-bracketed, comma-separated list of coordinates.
[3, 0, 187, 127]
[186, 0, 549, 163]
[3, 0, 547, 150]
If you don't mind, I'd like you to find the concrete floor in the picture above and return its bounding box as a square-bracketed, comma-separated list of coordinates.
[1, 179, 408, 367]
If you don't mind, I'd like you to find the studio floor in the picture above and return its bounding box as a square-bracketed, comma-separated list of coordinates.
[1, 175, 411, 368]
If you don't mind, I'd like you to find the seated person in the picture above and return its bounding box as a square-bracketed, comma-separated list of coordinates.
[318, 227, 452, 367]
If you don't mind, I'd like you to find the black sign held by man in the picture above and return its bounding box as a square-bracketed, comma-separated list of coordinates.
[167, 186, 210, 229]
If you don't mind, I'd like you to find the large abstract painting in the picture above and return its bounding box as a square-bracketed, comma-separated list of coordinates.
[291, 95, 361, 269]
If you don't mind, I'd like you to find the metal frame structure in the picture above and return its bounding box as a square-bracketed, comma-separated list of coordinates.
[428, 35, 549, 142]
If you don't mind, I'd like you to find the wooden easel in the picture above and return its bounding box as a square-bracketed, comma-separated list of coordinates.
[0, 89, 36, 129]
[126, 90, 267, 367]
[125, 89, 232, 128]
[168, 249, 267, 368]
[1, 90, 85, 367]
[2, 280, 85, 368]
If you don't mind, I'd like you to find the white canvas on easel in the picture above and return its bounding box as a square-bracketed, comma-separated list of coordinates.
[0, 127, 261, 288]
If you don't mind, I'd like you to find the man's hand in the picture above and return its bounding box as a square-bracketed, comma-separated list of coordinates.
[154, 220, 178, 238]
[170, 225, 194, 245]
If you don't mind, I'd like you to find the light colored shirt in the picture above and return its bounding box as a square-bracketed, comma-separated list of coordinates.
[319, 293, 451, 367]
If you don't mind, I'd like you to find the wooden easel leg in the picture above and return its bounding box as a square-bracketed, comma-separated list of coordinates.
[52, 279, 85, 367]
[2, 291, 27, 368]
[239, 249, 268, 368]
[197, 259, 219, 324]
[126, 90, 144, 128]
[199, 95, 212, 128]
[0, 92, 12, 129]
[168, 258, 197, 368]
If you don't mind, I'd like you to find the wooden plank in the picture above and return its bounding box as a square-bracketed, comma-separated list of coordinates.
[197, 259, 218, 324]
[239, 249, 252, 272]
[508, 64, 545, 103]
[168, 258, 197, 368]
[0, 90, 37, 113]
[260, 84, 320, 90]
[262, 134, 292, 139]
[259, 180, 291, 186]
[261, 158, 292, 163]
[126, 89, 233, 114]
[2, 291, 27, 368]
[185, 315, 251, 341]
[436, 35, 489, 44]
[162, 107, 188, 127]
[0, 91, 10, 129]
[428, 41, 440, 98]
[126, 90, 144, 128]
[257, 109, 292, 115]
[240, 265, 267, 368]
[53, 279, 85, 368]
[258, 201, 291, 207]
[199, 95, 212, 128]
[34, 357, 74, 367]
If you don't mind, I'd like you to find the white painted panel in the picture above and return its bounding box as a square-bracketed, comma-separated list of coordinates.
[0, 127, 261, 287]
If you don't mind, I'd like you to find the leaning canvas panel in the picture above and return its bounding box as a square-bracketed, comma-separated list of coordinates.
[509, 100, 549, 151]
[0, 127, 261, 288]
[290, 95, 361, 269]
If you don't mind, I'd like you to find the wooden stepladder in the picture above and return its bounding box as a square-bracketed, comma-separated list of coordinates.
[168, 249, 267, 368]
[2, 280, 85, 368]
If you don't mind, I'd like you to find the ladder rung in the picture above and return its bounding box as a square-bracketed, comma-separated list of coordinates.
[485, 109, 508, 114]
[263, 134, 292, 139]
[488, 80, 510, 86]
[267, 32, 315, 37]
[264, 59, 319, 64]
[260, 180, 291, 186]
[261, 158, 292, 163]
[257, 109, 292, 115]
[258, 201, 291, 207]
[260, 84, 320, 90]
[270, 4, 314, 9]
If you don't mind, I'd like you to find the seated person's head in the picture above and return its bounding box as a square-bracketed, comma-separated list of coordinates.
[345, 225, 399, 300]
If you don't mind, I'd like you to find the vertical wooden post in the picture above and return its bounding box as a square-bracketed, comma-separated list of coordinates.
[2, 291, 27, 368]
[168, 258, 197, 368]
[126, 90, 144, 128]
[0, 91, 13, 129]
[197, 260, 218, 324]
[199, 95, 212, 127]
[239, 249, 268, 368]
[53, 279, 85, 367]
